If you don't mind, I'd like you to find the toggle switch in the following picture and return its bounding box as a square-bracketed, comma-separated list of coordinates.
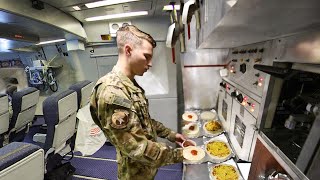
[254, 58, 262, 63]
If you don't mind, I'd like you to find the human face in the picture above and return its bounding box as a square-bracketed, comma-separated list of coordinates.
[129, 39, 153, 76]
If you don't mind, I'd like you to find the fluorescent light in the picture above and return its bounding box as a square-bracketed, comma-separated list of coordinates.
[163, 5, 180, 11]
[36, 39, 65, 45]
[226, 0, 237, 7]
[0, 38, 9, 51]
[85, 11, 148, 21]
[85, 0, 139, 9]
[73, 6, 81, 11]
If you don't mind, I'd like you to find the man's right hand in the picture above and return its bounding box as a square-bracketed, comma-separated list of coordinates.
[175, 133, 186, 147]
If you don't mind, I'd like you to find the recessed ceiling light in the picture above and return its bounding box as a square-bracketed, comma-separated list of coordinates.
[85, 0, 140, 9]
[85, 11, 148, 21]
[36, 39, 65, 45]
[163, 5, 180, 11]
[73, 6, 81, 11]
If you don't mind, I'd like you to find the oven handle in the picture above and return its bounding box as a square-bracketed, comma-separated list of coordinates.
[259, 170, 292, 180]
[250, 124, 258, 131]
[253, 64, 298, 79]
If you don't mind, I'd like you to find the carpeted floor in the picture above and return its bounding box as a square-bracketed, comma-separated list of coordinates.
[23, 117, 183, 180]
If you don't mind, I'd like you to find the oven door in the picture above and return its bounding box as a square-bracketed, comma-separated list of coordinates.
[218, 88, 233, 135]
[229, 100, 258, 161]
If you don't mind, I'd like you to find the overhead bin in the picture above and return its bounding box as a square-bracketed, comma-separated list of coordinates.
[198, 0, 320, 48]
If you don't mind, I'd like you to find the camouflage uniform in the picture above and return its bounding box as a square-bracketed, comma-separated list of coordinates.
[90, 67, 183, 180]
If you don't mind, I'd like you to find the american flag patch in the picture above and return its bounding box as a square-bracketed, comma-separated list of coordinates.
[89, 127, 101, 136]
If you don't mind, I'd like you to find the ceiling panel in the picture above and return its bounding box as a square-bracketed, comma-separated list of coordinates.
[41, 0, 178, 22]
[0, 10, 80, 52]
[38, 0, 97, 8]
[199, 0, 320, 48]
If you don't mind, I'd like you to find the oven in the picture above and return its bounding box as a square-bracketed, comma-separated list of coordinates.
[257, 63, 320, 178]
[217, 81, 234, 135]
[228, 88, 260, 161]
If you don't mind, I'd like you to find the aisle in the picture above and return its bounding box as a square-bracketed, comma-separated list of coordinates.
[23, 117, 183, 180]
[70, 143, 183, 180]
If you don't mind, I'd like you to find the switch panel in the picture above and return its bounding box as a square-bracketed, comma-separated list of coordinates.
[225, 41, 272, 98]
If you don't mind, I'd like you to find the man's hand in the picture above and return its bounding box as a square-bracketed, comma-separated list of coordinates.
[175, 133, 187, 147]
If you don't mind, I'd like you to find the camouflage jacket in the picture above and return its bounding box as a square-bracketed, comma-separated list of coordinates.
[90, 67, 183, 179]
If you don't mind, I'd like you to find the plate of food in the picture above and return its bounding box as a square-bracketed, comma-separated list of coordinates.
[182, 123, 200, 138]
[203, 120, 223, 137]
[200, 110, 217, 121]
[209, 164, 241, 180]
[205, 140, 232, 162]
[182, 139, 197, 147]
[183, 146, 206, 164]
[182, 112, 198, 122]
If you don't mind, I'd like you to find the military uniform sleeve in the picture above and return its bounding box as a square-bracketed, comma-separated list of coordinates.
[150, 119, 177, 143]
[94, 85, 183, 168]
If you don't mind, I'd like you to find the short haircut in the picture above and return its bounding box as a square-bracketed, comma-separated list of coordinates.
[116, 25, 156, 53]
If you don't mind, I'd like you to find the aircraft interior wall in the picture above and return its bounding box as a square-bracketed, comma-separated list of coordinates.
[0, 16, 180, 133]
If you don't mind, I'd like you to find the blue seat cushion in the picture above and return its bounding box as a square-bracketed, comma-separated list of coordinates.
[0, 142, 41, 171]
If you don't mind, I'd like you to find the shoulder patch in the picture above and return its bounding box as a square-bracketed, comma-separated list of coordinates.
[108, 94, 132, 109]
[110, 109, 130, 129]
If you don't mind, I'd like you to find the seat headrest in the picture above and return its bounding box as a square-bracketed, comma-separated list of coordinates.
[69, 80, 94, 109]
[0, 142, 41, 171]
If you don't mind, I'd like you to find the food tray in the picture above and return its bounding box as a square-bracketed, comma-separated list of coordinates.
[208, 159, 244, 180]
[182, 109, 224, 138]
[182, 110, 201, 124]
[200, 109, 218, 121]
[203, 134, 235, 163]
[183, 134, 235, 165]
[183, 122, 225, 138]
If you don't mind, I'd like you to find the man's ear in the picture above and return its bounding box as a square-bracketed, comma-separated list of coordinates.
[124, 44, 132, 56]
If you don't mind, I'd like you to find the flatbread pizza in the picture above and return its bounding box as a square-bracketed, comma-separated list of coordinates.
[182, 112, 198, 122]
[205, 140, 231, 161]
[183, 146, 205, 163]
[200, 110, 217, 121]
[182, 123, 200, 137]
[210, 164, 240, 180]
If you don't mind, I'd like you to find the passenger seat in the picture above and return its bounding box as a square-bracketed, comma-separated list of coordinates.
[69, 80, 94, 111]
[0, 94, 9, 147]
[8, 87, 39, 143]
[33, 89, 78, 160]
[0, 142, 44, 180]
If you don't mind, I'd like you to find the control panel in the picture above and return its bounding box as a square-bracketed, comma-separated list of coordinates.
[225, 41, 272, 97]
[220, 80, 260, 119]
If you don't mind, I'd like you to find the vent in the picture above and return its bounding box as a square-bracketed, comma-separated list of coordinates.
[109, 21, 131, 37]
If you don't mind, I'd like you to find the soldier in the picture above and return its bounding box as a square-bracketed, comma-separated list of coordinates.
[90, 25, 186, 180]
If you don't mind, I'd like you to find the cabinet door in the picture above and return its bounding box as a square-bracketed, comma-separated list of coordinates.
[218, 89, 233, 134]
[229, 100, 257, 161]
[248, 138, 287, 180]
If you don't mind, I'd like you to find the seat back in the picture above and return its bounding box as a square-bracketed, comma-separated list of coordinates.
[43, 89, 77, 153]
[69, 80, 94, 109]
[0, 142, 44, 180]
[0, 94, 9, 135]
[9, 87, 39, 141]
